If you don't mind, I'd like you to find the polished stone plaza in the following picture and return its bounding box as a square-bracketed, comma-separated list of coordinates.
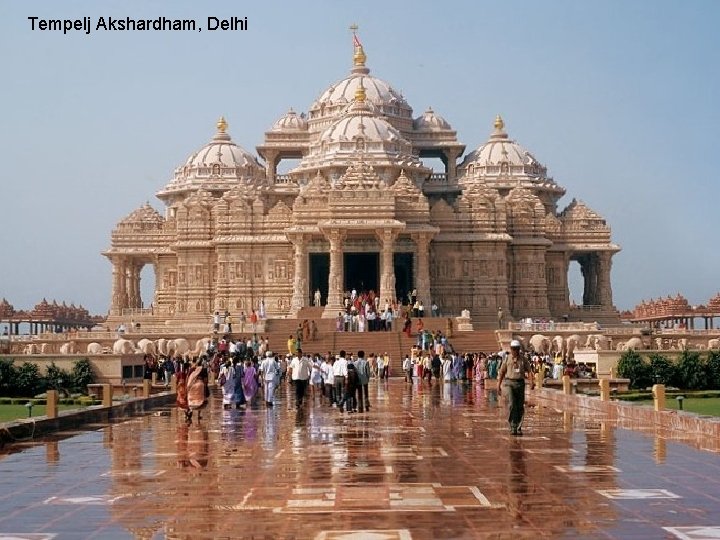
[1, 381, 720, 539]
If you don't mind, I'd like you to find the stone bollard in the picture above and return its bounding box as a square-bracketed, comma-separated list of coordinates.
[610, 366, 616, 379]
[151, 372, 157, 385]
[171, 374, 177, 392]
[599, 379, 610, 402]
[46, 390, 59, 419]
[534, 371, 543, 390]
[562, 375, 572, 395]
[102, 384, 113, 407]
[143, 379, 151, 398]
[652, 384, 666, 411]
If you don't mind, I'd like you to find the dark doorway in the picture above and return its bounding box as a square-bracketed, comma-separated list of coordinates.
[309, 253, 329, 306]
[344, 252, 379, 293]
[394, 253, 413, 304]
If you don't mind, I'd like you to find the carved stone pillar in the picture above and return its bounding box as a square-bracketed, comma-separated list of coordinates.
[377, 229, 398, 304]
[413, 232, 433, 310]
[111, 258, 125, 315]
[289, 235, 309, 315]
[323, 229, 346, 317]
[597, 252, 613, 307]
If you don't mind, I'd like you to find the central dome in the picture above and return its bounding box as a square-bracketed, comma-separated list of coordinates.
[307, 40, 413, 135]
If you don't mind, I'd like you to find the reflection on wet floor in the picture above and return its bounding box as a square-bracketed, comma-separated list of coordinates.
[1, 380, 720, 539]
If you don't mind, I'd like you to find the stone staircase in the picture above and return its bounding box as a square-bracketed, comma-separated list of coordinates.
[263, 316, 500, 375]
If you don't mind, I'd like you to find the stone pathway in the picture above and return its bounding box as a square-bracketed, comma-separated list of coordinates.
[1, 380, 720, 539]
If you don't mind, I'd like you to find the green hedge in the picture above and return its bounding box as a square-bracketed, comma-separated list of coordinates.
[617, 350, 720, 390]
[0, 358, 96, 397]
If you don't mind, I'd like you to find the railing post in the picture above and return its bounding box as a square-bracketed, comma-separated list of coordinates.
[102, 384, 113, 407]
[562, 375, 572, 395]
[652, 384, 666, 411]
[46, 390, 58, 419]
[142, 379, 151, 398]
[599, 379, 610, 401]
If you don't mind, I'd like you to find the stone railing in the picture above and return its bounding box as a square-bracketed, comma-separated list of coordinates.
[274, 174, 295, 185]
[508, 321, 600, 332]
[426, 173, 448, 183]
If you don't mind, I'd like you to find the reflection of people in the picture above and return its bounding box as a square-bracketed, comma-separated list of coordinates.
[507, 439, 528, 521]
[498, 340, 534, 435]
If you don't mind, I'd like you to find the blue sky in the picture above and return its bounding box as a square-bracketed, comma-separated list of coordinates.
[0, 0, 718, 315]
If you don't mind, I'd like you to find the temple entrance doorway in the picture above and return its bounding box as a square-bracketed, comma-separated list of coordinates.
[394, 253, 413, 304]
[344, 252, 379, 294]
[309, 253, 329, 306]
[139, 264, 155, 311]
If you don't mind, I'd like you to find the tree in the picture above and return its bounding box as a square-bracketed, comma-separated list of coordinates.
[16, 362, 44, 397]
[649, 353, 675, 386]
[70, 358, 95, 394]
[616, 350, 652, 390]
[675, 351, 706, 390]
[0, 359, 18, 396]
[705, 351, 720, 390]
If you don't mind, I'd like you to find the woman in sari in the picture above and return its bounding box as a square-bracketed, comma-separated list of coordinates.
[218, 359, 236, 409]
[241, 358, 258, 404]
[176, 360, 191, 422]
[186, 360, 209, 422]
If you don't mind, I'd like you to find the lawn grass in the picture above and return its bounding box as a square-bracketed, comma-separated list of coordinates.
[0, 404, 89, 423]
[634, 397, 720, 417]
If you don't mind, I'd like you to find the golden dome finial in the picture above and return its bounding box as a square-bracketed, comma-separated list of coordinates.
[494, 114, 505, 131]
[350, 23, 366, 68]
[355, 80, 367, 103]
[217, 116, 228, 133]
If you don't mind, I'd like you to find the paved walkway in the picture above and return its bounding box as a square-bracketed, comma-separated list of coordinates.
[1, 380, 720, 539]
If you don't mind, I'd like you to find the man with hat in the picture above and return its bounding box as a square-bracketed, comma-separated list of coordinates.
[498, 339, 534, 435]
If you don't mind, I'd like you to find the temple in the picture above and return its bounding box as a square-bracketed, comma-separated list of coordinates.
[103, 31, 620, 327]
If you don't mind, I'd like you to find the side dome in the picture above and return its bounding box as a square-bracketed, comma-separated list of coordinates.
[157, 117, 265, 202]
[413, 107, 452, 131]
[460, 116, 547, 177]
[271, 108, 308, 131]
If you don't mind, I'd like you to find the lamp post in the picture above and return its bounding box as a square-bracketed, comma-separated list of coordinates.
[676, 395, 685, 411]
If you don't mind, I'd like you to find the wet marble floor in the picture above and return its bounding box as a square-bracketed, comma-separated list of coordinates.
[1, 380, 720, 539]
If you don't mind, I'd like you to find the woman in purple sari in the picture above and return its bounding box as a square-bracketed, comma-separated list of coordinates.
[241, 358, 258, 404]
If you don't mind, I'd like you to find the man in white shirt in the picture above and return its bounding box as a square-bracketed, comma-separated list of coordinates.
[259, 352, 279, 407]
[333, 350, 349, 406]
[290, 349, 313, 409]
[321, 356, 335, 405]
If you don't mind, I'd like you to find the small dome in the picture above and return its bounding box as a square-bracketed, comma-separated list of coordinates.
[319, 108, 403, 144]
[460, 115, 547, 178]
[158, 117, 265, 200]
[413, 107, 452, 131]
[271, 108, 308, 131]
[120, 202, 164, 225]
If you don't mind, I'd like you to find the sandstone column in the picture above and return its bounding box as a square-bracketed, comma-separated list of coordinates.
[323, 229, 346, 317]
[111, 258, 125, 315]
[596, 252, 613, 307]
[377, 229, 398, 304]
[289, 235, 309, 315]
[413, 232, 433, 310]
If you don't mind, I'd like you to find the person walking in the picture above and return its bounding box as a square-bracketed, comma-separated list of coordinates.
[498, 340, 535, 435]
[403, 354, 413, 383]
[333, 351, 348, 407]
[260, 352, 279, 407]
[354, 350, 371, 412]
[290, 349, 312, 409]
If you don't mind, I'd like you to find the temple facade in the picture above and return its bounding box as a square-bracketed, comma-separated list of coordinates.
[103, 34, 620, 325]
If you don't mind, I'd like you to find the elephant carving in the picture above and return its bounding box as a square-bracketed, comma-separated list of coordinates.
[113, 338, 135, 355]
[156, 338, 168, 356]
[708, 338, 720, 350]
[167, 338, 190, 356]
[136, 338, 157, 356]
[87, 342, 103, 354]
[551, 335, 565, 356]
[40, 343, 50, 354]
[528, 334, 551, 354]
[566, 334, 582, 358]
[24, 344, 39, 354]
[585, 334, 609, 351]
[193, 337, 212, 357]
[59, 341, 77, 354]
[677, 338, 688, 351]
[623, 337, 644, 351]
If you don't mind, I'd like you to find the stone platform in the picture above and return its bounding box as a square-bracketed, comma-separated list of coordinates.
[1, 380, 720, 539]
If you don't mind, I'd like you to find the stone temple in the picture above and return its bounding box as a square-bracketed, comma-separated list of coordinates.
[103, 34, 620, 327]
